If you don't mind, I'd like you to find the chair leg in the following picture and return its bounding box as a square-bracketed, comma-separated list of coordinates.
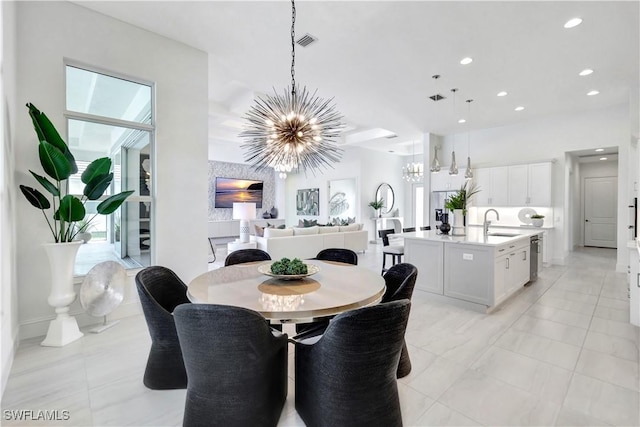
[381, 253, 387, 275]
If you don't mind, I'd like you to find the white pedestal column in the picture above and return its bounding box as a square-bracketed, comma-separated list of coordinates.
[41, 242, 84, 347]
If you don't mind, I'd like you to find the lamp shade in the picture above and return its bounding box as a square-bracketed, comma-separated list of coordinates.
[233, 203, 256, 220]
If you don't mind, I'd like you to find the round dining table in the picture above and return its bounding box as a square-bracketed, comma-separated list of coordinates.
[188, 259, 386, 324]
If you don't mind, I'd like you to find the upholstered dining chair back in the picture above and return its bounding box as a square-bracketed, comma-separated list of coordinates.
[382, 263, 418, 303]
[224, 248, 272, 266]
[382, 263, 418, 378]
[315, 248, 358, 265]
[135, 266, 191, 390]
[402, 227, 416, 232]
[174, 304, 288, 427]
[420, 226, 432, 231]
[294, 299, 410, 427]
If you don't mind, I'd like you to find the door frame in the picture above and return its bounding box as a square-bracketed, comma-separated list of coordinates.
[582, 175, 618, 248]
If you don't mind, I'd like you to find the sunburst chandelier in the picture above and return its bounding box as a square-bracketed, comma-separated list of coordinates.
[240, 0, 343, 178]
[402, 141, 424, 182]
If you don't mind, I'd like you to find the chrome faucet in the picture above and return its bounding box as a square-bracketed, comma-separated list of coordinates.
[484, 209, 500, 234]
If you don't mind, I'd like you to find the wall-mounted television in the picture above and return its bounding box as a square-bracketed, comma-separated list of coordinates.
[214, 177, 263, 208]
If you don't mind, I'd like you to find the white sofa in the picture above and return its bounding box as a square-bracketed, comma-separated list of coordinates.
[254, 224, 368, 260]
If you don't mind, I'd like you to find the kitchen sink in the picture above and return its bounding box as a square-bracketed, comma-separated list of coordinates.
[486, 232, 521, 237]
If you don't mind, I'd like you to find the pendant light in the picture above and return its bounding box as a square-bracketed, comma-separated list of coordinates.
[430, 145, 441, 173]
[464, 99, 474, 179]
[402, 141, 424, 182]
[240, 0, 344, 176]
[449, 88, 458, 175]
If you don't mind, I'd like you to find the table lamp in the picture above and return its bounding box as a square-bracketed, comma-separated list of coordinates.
[233, 202, 256, 243]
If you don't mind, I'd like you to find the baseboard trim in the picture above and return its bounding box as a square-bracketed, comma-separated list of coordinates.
[18, 300, 142, 341]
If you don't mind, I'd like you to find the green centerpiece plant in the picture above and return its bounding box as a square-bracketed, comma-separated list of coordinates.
[270, 257, 308, 275]
[19, 103, 134, 243]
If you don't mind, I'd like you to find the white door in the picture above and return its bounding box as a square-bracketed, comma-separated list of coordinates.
[584, 177, 617, 248]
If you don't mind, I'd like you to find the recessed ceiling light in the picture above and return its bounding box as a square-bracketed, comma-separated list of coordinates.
[564, 18, 583, 28]
[515, 106, 525, 111]
[497, 91, 508, 97]
[579, 69, 594, 76]
[587, 90, 600, 96]
[460, 57, 473, 65]
[458, 119, 466, 124]
[595, 148, 604, 152]
[600, 157, 608, 161]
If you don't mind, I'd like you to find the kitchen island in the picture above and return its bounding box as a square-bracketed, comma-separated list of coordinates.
[402, 228, 543, 312]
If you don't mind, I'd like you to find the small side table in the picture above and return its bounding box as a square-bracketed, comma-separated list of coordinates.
[227, 240, 257, 254]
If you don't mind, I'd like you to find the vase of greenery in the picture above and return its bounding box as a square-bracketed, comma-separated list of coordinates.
[19, 103, 134, 346]
[444, 181, 480, 236]
[368, 198, 384, 218]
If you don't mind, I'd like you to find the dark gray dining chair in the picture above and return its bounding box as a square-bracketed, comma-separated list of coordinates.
[420, 226, 431, 231]
[383, 263, 418, 378]
[174, 303, 288, 427]
[293, 300, 411, 427]
[224, 248, 271, 266]
[402, 227, 416, 232]
[135, 266, 191, 390]
[315, 248, 358, 265]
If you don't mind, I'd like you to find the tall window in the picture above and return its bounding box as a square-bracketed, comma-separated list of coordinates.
[65, 62, 154, 275]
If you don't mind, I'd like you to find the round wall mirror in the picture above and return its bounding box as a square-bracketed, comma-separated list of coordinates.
[375, 183, 395, 215]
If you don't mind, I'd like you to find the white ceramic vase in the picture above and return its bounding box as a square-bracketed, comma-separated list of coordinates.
[41, 241, 84, 347]
[452, 209, 466, 236]
[532, 218, 544, 227]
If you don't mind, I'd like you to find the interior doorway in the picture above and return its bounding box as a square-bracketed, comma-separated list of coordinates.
[584, 176, 618, 248]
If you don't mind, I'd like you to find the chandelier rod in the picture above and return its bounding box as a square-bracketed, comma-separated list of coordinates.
[290, 0, 296, 97]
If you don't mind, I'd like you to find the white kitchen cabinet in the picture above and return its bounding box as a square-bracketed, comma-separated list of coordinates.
[629, 244, 639, 326]
[405, 239, 444, 294]
[431, 168, 466, 192]
[508, 162, 552, 207]
[473, 167, 508, 206]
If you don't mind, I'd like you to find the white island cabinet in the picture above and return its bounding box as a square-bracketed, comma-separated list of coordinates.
[404, 229, 538, 312]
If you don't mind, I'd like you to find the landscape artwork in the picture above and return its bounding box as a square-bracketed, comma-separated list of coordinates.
[215, 177, 264, 208]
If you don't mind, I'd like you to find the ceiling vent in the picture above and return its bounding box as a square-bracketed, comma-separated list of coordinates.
[429, 94, 446, 102]
[296, 33, 317, 47]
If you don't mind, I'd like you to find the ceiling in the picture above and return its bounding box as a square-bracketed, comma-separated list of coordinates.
[73, 1, 639, 157]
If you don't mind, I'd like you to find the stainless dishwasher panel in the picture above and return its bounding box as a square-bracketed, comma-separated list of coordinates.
[530, 235, 539, 282]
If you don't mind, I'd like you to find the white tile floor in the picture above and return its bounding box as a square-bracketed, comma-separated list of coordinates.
[2, 244, 639, 426]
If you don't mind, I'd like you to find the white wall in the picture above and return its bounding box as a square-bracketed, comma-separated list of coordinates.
[284, 146, 405, 241]
[1, 0, 18, 396]
[15, 1, 208, 339]
[439, 104, 631, 268]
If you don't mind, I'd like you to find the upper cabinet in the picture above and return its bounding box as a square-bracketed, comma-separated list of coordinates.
[473, 162, 552, 207]
[474, 166, 508, 206]
[508, 162, 552, 207]
[431, 168, 467, 192]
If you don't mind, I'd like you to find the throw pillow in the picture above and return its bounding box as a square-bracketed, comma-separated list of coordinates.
[303, 219, 318, 227]
[339, 223, 360, 232]
[254, 224, 266, 237]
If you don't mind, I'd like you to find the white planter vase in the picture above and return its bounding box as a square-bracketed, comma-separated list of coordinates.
[532, 218, 544, 227]
[41, 241, 84, 347]
[452, 209, 466, 236]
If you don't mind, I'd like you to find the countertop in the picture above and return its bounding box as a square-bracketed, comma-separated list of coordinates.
[401, 228, 543, 247]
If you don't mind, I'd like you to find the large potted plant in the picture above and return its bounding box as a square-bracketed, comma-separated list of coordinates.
[445, 181, 480, 236]
[19, 103, 134, 346]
